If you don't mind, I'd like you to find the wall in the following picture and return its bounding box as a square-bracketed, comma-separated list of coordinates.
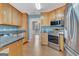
[28, 14, 41, 40]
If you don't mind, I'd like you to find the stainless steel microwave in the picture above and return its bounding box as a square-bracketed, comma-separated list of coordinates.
[50, 20, 64, 26]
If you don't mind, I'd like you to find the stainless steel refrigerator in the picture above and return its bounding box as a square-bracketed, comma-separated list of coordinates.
[64, 3, 79, 56]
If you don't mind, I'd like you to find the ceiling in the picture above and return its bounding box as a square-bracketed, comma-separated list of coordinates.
[10, 3, 66, 15]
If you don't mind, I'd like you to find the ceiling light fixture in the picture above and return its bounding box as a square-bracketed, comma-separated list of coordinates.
[35, 3, 41, 10]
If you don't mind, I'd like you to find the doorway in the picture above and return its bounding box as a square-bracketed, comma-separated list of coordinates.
[29, 18, 41, 43]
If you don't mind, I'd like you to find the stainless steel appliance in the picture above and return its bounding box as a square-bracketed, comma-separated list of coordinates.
[48, 27, 63, 50]
[48, 34, 59, 50]
[50, 20, 64, 26]
[64, 3, 79, 56]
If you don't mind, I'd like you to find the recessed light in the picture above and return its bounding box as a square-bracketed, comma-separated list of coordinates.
[35, 3, 41, 10]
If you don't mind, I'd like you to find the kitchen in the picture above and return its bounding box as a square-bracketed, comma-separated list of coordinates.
[0, 3, 79, 56]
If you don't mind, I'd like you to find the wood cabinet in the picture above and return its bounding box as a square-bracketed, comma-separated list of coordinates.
[22, 13, 28, 44]
[49, 10, 56, 21]
[0, 4, 4, 24]
[41, 33, 48, 45]
[12, 7, 19, 26]
[0, 3, 12, 25]
[56, 6, 66, 20]
[0, 3, 23, 26]
[59, 34, 64, 52]
[41, 12, 50, 26]
[18, 13, 22, 26]
[0, 40, 23, 56]
[9, 40, 23, 56]
[41, 5, 66, 26]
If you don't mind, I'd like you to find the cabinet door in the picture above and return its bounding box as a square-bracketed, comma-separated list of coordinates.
[0, 4, 12, 25]
[22, 14, 27, 29]
[12, 8, 18, 26]
[16, 40, 23, 56]
[41, 33, 48, 45]
[4, 4, 12, 24]
[59, 34, 64, 52]
[18, 13, 22, 26]
[22, 14, 28, 43]
[9, 40, 22, 56]
[48, 11, 56, 25]
[56, 7, 65, 20]
[0, 4, 4, 24]
[41, 13, 49, 26]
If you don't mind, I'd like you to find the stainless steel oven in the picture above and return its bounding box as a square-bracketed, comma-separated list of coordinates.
[48, 35, 59, 50]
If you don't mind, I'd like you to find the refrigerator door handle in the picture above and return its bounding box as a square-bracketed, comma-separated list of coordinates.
[65, 44, 79, 56]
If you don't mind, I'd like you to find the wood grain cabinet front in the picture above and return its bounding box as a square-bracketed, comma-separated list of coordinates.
[59, 34, 64, 52]
[12, 7, 22, 26]
[0, 4, 11, 24]
[12, 8, 19, 26]
[41, 33, 48, 45]
[22, 14, 28, 44]
[55, 6, 66, 20]
[41, 12, 50, 26]
[0, 4, 4, 24]
[9, 40, 23, 56]
[18, 12, 22, 26]
[0, 3, 28, 27]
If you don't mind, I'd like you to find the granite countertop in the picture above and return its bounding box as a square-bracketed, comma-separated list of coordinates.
[0, 36, 24, 48]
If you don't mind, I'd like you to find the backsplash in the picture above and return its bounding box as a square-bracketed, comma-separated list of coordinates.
[41, 26, 64, 33]
[0, 25, 18, 30]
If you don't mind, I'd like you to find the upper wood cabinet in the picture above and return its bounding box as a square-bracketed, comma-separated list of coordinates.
[22, 13, 28, 43]
[18, 13, 22, 26]
[0, 4, 4, 24]
[55, 5, 66, 20]
[41, 5, 66, 26]
[0, 3, 25, 26]
[41, 12, 50, 26]
[49, 10, 56, 21]
[12, 7, 19, 26]
[0, 3, 12, 25]
[22, 14, 28, 29]
[49, 6, 66, 21]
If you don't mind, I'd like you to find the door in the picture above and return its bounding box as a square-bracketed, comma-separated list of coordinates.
[64, 3, 79, 54]
[32, 21, 40, 35]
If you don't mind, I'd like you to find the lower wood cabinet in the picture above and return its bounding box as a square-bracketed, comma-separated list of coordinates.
[0, 39, 23, 56]
[22, 32, 28, 44]
[41, 33, 48, 45]
[9, 40, 23, 56]
[59, 34, 64, 52]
